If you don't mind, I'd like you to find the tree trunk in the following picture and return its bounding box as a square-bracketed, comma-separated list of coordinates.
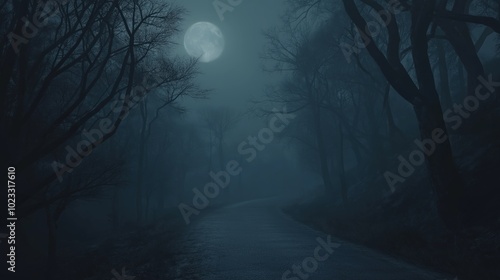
[364, 92, 386, 173]
[341, 0, 465, 229]
[457, 59, 467, 98]
[414, 104, 464, 229]
[383, 84, 406, 150]
[0, 0, 31, 113]
[313, 106, 334, 195]
[218, 137, 224, 170]
[45, 206, 57, 280]
[437, 2, 485, 98]
[111, 187, 119, 231]
[412, 1, 465, 230]
[208, 130, 213, 171]
[136, 102, 148, 224]
[158, 183, 165, 211]
[337, 120, 347, 203]
[437, 41, 453, 110]
[144, 191, 150, 222]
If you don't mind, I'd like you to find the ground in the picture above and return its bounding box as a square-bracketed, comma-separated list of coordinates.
[53, 196, 454, 280]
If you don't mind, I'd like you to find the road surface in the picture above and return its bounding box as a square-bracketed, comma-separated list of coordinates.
[172, 197, 450, 280]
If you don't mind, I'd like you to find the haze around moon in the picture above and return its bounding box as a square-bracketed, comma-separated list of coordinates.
[184, 22, 225, 63]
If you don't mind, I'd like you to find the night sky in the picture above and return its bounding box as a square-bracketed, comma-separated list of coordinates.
[178, 0, 285, 109]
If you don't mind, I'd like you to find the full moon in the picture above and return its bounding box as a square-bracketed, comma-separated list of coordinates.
[184, 22, 225, 63]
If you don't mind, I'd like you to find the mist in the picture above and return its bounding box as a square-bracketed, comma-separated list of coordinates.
[1, 0, 499, 279]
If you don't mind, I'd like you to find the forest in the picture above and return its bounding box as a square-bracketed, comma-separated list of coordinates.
[0, 0, 499, 279]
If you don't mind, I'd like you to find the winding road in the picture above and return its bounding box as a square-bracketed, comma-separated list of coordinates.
[173, 197, 450, 280]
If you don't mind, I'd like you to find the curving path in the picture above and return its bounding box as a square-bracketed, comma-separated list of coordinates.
[172, 197, 450, 280]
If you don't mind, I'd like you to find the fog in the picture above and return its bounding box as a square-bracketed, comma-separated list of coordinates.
[1, 1, 499, 279]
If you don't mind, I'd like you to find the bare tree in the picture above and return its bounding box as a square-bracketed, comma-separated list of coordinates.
[203, 107, 241, 170]
[0, 0, 203, 212]
[338, 0, 500, 229]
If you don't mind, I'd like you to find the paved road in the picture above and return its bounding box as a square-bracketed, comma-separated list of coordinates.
[173, 197, 450, 280]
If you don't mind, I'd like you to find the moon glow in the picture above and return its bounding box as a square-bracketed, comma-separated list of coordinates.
[184, 22, 225, 63]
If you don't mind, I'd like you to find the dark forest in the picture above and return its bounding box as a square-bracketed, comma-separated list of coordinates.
[1, 0, 499, 279]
